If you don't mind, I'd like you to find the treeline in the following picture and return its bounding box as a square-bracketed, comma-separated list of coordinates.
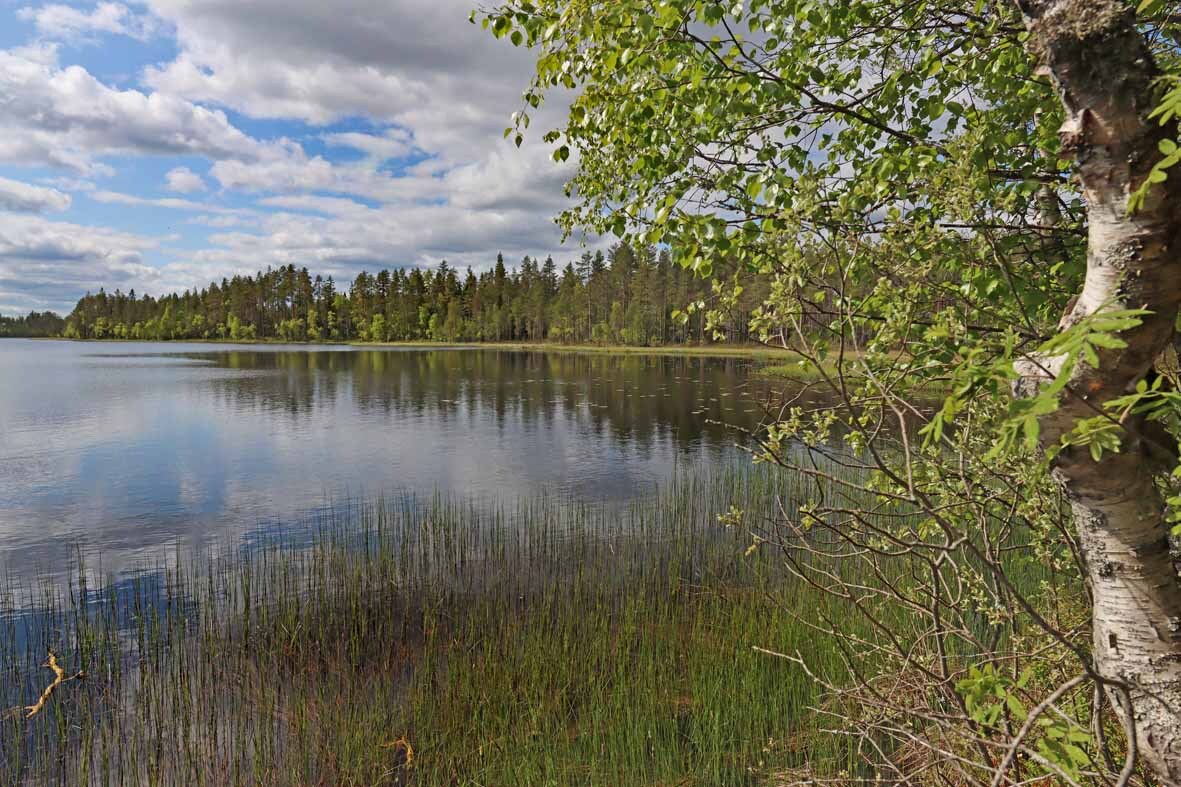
[63, 244, 768, 345]
[0, 311, 66, 338]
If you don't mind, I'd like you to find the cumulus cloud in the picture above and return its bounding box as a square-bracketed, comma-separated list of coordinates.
[188, 214, 249, 229]
[138, 0, 570, 165]
[207, 124, 569, 209]
[0, 212, 278, 314]
[208, 143, 447, 204]
[0, 44, 264, 173]
[196, 138, 584, 277]
[0, 176, 72, 213]
[165, 166, 206, 193]
[0, 212, 161, 312]
[17, 2, 159, 43]
[91, 189, 244, 215]
[141, 1, 523, 125]
[145, 54, 424, 127]
[323, 128, 416, 162]
[173, 192, 591, 287]
[1, 0, 595, 311]
[258, 194, 376, 217]
[39, 176, 97, 193]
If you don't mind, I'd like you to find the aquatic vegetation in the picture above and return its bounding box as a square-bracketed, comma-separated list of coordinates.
[0, 461, 1052, 785]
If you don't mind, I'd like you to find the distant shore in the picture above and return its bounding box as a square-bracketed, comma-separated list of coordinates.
[354, 339, 809, 360]
[17, 335, 805, 358]
[7, 336, 841, 379]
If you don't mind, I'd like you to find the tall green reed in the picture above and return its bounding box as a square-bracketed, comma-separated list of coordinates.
[1, 462, 890, 786]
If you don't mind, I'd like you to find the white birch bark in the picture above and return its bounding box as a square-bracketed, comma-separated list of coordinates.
[1014, 1, 1181, 781]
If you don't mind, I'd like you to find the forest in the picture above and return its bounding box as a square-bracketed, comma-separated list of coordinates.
[0, 311, 65, 338]
[56, 243, 766, 345]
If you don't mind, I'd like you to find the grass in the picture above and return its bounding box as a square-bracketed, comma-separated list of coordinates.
[757, 356, 951, 393]
[44, 335, 815, 365]
[0, 456, 1068, 786]
[0, 453, 1070, 787]
[42, 334, 847, 383]
[355, 340, 810, 362]
[755, 360, 834, 383]
[0, 463, 889, 786]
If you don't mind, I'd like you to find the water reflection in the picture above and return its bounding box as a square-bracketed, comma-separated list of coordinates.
[0, 341, 784, 582]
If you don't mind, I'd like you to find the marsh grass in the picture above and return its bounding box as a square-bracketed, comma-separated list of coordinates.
[0, 464, 909, 786]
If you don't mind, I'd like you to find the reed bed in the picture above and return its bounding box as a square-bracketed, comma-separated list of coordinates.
[0, 463, 899, 786]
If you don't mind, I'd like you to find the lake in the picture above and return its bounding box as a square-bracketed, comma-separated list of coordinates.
[0, 340, 778, 585]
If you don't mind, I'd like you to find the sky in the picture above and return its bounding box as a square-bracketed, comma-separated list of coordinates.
[0, 0, 586, 316]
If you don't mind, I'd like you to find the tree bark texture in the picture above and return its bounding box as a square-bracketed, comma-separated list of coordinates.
[1014, 1, 1181, 782]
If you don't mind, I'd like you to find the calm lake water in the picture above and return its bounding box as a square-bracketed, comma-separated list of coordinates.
[0, 340, 778, 583]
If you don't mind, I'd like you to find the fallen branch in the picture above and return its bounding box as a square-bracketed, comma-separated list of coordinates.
[7, 650, 86, 720]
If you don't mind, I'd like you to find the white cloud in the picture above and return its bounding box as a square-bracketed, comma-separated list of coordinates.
[139, 0, 561, 163]
[165, 166, 206, 193]
[0, 45, 265, 174]
[0, 212, 162, 312]
[258, 194, 375, 217]
[141, 1, 517, 122]
[1, 0, 596, 310]
[91, 189, 244, 214]
[208, 143, 447, 204]
[145, 53, 424, 127]
[135, 0, 582, 218]
[189, 214, 249, 228]
[323, 128, 415, 161]
[206, 124, 571, 209]
[0, 176, 71, 213]
[171, 189, 597, 288]
[0, 212, 285, 315]
[17, 2, 159, 43]
[39, 176, 97, 192]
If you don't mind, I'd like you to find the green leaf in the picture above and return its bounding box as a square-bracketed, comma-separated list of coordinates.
[1086, 332, 1126, 350]
[1023, 416, 1040, 450]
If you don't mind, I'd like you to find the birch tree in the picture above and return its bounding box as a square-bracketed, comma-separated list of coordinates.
[1013, 2, 1181, 780]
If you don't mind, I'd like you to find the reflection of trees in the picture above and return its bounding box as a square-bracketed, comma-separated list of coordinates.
[189, 349, 785, 453]
[0, 348, 822, 592]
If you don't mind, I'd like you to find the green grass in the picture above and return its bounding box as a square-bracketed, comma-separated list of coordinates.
[363, 339, 844, 383]
[756, 356, 952, 393]
[0, 464, 887, 786]
[1, 459, 1069, 787]
[0, 459, 1066, 785]
[49, 334, 844, 383]
[355, 340, 809, 362]
[755, 360, 835, 383]
[50, 334, 816, 364]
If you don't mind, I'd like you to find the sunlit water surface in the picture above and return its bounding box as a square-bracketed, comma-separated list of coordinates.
[0, 340, 781, 585]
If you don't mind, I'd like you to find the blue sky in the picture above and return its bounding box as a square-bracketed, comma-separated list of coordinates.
[0, 0, 581, 315]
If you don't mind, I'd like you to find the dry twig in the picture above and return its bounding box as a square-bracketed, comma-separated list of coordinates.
[6, 650, 86, 720]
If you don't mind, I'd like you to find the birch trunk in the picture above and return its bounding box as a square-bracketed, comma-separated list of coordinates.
[1014, 1, 1181, 782]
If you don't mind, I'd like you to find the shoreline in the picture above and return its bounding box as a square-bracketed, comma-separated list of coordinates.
[5, 336, 843, 380]
[9, 335, 811, 360]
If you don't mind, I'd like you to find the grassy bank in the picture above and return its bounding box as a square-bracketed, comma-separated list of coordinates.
[355, 339, 808, 361]
[0, 464, 881, 786]
[38, 335, 811, 361]
[25, 335, 846, 382]
[360, 340, 847, 384]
